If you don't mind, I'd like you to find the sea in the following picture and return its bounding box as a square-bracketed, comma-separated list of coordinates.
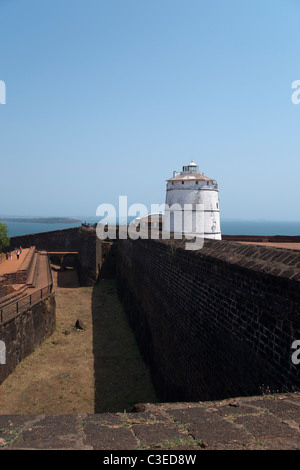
[2, 217, 300, 238]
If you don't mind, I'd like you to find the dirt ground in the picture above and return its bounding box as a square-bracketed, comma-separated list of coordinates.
[0, 267, 158, 415]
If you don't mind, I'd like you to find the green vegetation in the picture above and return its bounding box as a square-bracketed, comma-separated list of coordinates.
[0, 222, 10, 252]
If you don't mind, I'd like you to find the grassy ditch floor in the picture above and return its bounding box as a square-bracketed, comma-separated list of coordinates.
[0, 267, 158, 414]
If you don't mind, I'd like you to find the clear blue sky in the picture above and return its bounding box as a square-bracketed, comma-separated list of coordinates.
[0, 0, 300, 221]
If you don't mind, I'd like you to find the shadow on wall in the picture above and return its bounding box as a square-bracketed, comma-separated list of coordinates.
[50, 254, 80, 288]
[98, 241, 118, 280]
[52, 266, 80, 288]
[91, 278, 158, 413]
[50, 245, 158, 413]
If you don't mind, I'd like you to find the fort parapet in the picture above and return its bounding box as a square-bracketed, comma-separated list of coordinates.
[2, 228, 300, 449]
[0, 294, 56, 384]
[117, 236, 300, 402]
[8, 227, 80, 253]
[5, 226, 300, 403]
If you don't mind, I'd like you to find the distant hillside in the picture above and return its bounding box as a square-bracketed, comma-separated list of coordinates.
[0, 217, 82, 224]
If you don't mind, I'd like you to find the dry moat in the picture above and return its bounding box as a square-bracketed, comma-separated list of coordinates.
[0, 265, 158, 415]
[1, 229, 300, 450]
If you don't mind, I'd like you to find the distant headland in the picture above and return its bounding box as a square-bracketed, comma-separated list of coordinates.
[0, 217, 82, 224]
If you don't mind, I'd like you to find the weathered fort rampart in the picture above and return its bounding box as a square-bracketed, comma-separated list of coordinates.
[117, 237, 300, 402]
[0, 294, 56, 384]
[1, 227, 300, 449]
[4, 227, 300, 403]
[76, 227, 117, 285]
[8, 227, 79, 252]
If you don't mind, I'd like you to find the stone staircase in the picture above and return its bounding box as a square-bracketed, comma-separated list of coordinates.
[0, 249, 51, 311]
[17, 247, 37, 286]
[27, 251, 51, 292]
[25, 251, 38, 288]
[0, 284, 28, 310]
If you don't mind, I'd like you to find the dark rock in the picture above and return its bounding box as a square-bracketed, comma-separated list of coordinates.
[132, 403, 146, 412]
[75, 319, 86, 330]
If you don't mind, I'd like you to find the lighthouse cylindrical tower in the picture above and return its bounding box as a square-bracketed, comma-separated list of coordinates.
[162, 160, 222, 240]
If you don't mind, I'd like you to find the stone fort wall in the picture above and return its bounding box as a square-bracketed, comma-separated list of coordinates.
[7, 227, 300, 402]
[8, 227, 80, 252]
[8, 227, 116, 286]
[76, 227, 117, 285]
[0, 294, 56, 384]
[117, 237, 300, 402]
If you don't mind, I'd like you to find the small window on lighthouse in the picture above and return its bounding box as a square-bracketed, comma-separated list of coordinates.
[182, 181, 184, 184]
[196, 181, 198, 185]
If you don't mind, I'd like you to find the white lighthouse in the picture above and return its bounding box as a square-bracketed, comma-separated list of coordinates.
[162, 160, 222, 240]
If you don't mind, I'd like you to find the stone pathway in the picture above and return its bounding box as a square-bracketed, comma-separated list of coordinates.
[0, 249, 30, 275]
[26, 252, 51, 293]
[0, 393, 299, 450]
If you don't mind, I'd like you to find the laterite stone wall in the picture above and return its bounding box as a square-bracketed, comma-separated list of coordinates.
[0, 294, 56, 384]
[117, 237, 300, 402]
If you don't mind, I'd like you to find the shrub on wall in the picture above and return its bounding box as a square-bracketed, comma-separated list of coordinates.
[0, 222, 9, 253]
